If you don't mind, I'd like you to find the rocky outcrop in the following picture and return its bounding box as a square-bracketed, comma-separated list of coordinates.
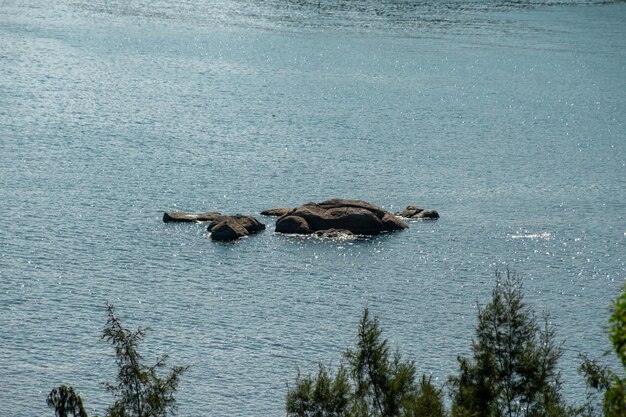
[260, 208, 292, 217]
[207, 215, 265, 242]
[163, 211, 222, 223]
[275, 199, 407, 236]
[395, 205, 439, 220]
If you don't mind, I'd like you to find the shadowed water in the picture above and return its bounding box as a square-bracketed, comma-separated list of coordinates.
[0, 0, 625, 415]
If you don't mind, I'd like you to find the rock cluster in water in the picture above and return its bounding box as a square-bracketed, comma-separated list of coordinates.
[163, 199, 438, 242]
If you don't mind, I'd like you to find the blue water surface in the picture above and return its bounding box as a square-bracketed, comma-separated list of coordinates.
[1, 0, 625, 415]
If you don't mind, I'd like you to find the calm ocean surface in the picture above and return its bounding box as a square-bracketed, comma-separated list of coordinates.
[1, 0, 624, 415]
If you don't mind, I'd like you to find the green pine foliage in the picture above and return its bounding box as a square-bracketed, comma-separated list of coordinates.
[102, 303, 189, 417]
[403, 375, 447, 417]
[286, 364, 352, 417]
[47, 303, 188, 417]
[579, 284, 626, 417]
[47, 385, 88, 417]
[286, 308, 446, 417]
[48, 270, 621, 417]
[449, 269, 572, 417]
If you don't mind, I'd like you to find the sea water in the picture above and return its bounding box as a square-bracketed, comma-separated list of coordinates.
[0, 0, 624, 415]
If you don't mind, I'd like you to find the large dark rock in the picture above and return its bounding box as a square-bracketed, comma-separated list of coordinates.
[207, 215, 265, 241]
[163, 211, 222, 223]
[260, 208, 292, 217]
[275, 215, 310, 234]
[275, 199, 407, 236]
[209, 219, 249, 242]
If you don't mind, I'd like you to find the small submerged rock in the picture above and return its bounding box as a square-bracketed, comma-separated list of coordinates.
[311, 229, 355, 239]
[207, 215, 265, 242]
[416, 208, 439, 219]
[260, 208, 292, 217]
[395, 205, 423, 218]
[163, 211, 222, 223]
[395, 205, 439, 220]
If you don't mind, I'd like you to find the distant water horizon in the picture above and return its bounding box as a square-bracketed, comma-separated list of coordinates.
[1, 0, 624, 415]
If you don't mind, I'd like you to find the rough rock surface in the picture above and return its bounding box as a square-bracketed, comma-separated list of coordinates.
[416, 208, 440, 219]
[209, 219, 249, 242]
[312, 229, 355, 239]
[207, 215, 265, 241]
[396, 205, 439, 220]
[275, 215, 311, 234]
[260, 208, 292, 217]
[275, 199, 407, 235]
[163, 211, 222, 223]
[395, 205, 423, 218]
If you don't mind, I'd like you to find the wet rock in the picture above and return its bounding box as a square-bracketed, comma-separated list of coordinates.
[312, 229, 355, 239]
[395, 205, 423, 218]
[274, 215, 310, 234]
[275, 199, 407, 236]
[207, 215, 265, 241]
[396, 205, 439, 220]
[163, 211, 222, 223]
[260, 208, 292, 217]
[416, 209, 440, 219]
[209, 219, 249, 242]
[381, 212, 411, 230]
